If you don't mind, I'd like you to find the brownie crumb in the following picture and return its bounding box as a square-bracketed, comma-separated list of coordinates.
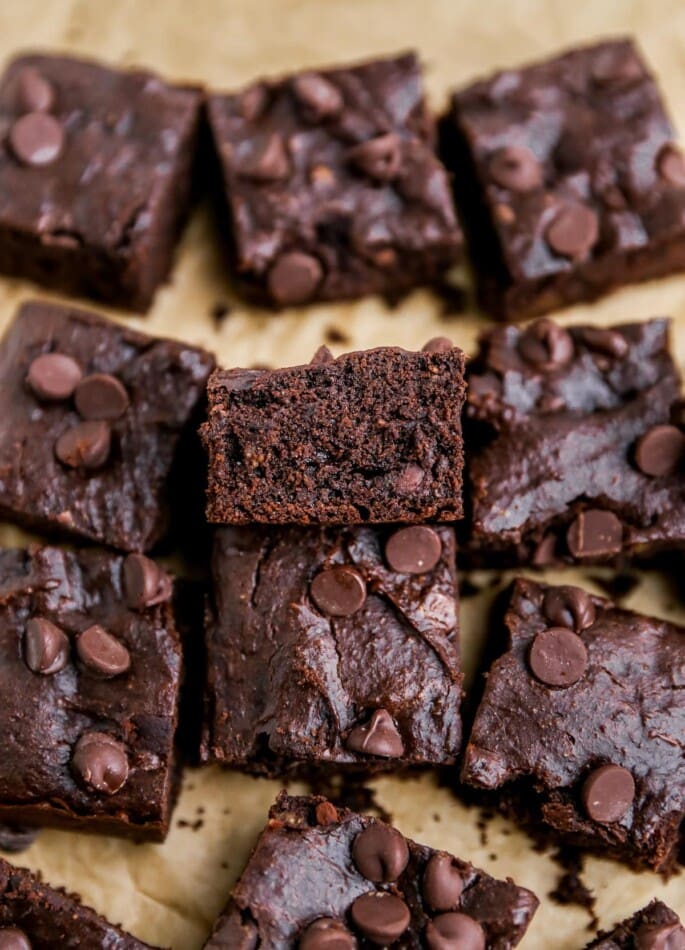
[434, 279, 468, 317]
[210, 301, 232, 327]
[548, 848, 598, 928]
[324, 326, 350, 344]
[586, 571, 640, 603]
[308, 775, 392, 824]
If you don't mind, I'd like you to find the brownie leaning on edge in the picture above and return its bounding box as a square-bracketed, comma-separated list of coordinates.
[584, 900, 685, 949]
[462, 577, 685, 873]
[203, 791, 539, 949]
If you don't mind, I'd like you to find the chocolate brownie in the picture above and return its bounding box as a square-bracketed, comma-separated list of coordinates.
[0, 856, 158, 948]
[585, 900, 685, 949]
[464, 317, 684, 566]
[0, 52, 202, 311]
[440, 38, 685, 321]
[0, 544, 181, 841]
[0, 299, 214, 552]
[201, 523, 461, 774]
[207, 52, 462, 307]
[462, 577, 685, 872]
[203, 791, 539, 948]
[200, 341, 466, 525]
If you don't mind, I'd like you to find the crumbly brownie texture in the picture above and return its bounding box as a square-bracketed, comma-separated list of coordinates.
[462, 578, 685, 873]
[200, 342, 466, 525]
[0, 300, 214, 552]
[441, 38, 685, 321]
[0, 545, 181, 841]
[0, 53, 202, 311]
[0, 857, 158, 949]
[207, 51, 462, 307]
[585, 900, 685, 949]
[201, 523, 462, 774]
[464, 317, 684, 566]
[203, 792, 539, 949]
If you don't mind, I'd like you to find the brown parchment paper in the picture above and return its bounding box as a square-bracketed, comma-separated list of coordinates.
[0, 0, 684, 946]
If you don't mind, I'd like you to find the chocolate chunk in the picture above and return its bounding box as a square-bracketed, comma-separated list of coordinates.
[310, 565, 366, 617]
[122, 553, 172, 610]
[314, 801, 339, 826]
[74, 373, 129, 421]
[267, 251, 323, 305]
[385, 526, 442, 574]
[24, 617, 69, 675]
[634, 425, 685, 477]
[566, 510, 623, 559]
[26, 352, 82, 401]
[394, 463, 425, 493]
[529, 627, 588, 687]
[422, 336, 453, 354]
[635, 922, 685, 950]
[656, 144, 685, 188]
[578, 326, 629, 359]
[299, 918, 356, 950]
[352, 823, 409, 882]
[488, 145, 542, 192]
[348, 133, 401, 182]
[9, 112, 64, 166]
[0, 929, 31, 950]
[292, 73, 343, 122]
[14, 67, 55, 113]
[422, 852, 465, 911]
[71, 732, 129, 795]
[76, 625, 131, 677]
[582, 764, 635, 823]
[518, 319, 573, 371]
[350, 892, 410, 944]
[542, 586, 596, 632]
[345, 709, 404, 759]
[234, 132, 290, 181]
[425, 913, 486, 950]
[546, 203, 599, 259]
[0, 825, 39, 854]
[54, 420, 111, 470]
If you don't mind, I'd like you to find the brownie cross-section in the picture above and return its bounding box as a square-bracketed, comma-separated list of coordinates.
[584, 900, 685, 948]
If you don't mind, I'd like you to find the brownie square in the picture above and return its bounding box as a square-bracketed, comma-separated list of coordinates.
[200, 343, 466, 525]
[441, 38, 685, 321]
[201, 523, 462, 774]
[203, 792, 539, 949]
[462, 577, 685, 872]
[585, 900, 684, 948]
[0, 299, 214, 552]
[0, 545, 181, 841]
[207, 51, 462, 307]
[0, 53, 203, 311]
[0, 857, 158, 948]
[464, 317, 684, 566]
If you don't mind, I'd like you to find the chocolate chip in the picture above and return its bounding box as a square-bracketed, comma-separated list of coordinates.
[55, 421, 111, 469]
[529, 627, 588, 687]
[591, 48, 644, 86]
[385, 526, 442, 574]
[425, 914, 485, 950]
[345, 709, 404, 759]
[350, 892, 410, 945]
[239, 83, 268, 122]
[310, 566, 366, 616]
[656, 144, 685, 188]
[26, 352, 82, 401]
[0, 928, 32, 950]
[531, 534, 558, 567]
[634, 425, 685, 477]
[352, 823, 409, 883]
[234, 132, 290, 181]
[423, 853, 465, 911]
[582, 764, 635, 824]
[74, 373, 129, 421]
[267, 251, 323, 305]
[299, 918, 356, 950]
[488, 145, 542, 192]
[24, 617, 69, 675]
[122, 553, 172, 610]
[518, 319, 574, 371]
[422, 337, 453, 354]
[635, 922, 685, 950]
[566, 510, 623, 559]
[14, 67, 55, 113]
[314, 801, 339, 826]
[542, 586, 596, 632]
[0, 824, 39, 854]
[311, 345, 335, 365]
[546, 203, 599, 259]
[76, 625, 131, 677]
[9, 112, 64, 166]
[292, 73, 343, 122]
[71, 732, 129, 795]
[578, 326, 629, 359]
[395, 464, 425, 494]
[348, 133, 401, 183]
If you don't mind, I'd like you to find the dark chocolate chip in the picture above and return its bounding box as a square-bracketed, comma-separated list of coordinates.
[529, 627, 588, 687]
[314, 801, 339, 826]
[542, 586, 596, 632]
[635, 922, 685, 950]
[423, 853, 465, 911]
[14, 67, 55, 113]
[292, 73, 343, 122]
[76, 625, 131, 677]
[578, 326, 629, 359]
[0, 928, 31, 950]
[350, 892, 410, 945]
[55, 421, 111, 469]
[74, 373, 129, 421]
[24, 617, 69, 675]
[488, 145, 542, 192]
[581, 764, 635, 824]
[267, 252, 323, 305]
[234, 132, 290, 181]
[656, 144, 685, 188]
[395, 464, 425, 494]
[71, 732, 129, 795]
[468, 372, 502, 406]
[122, 553, 172, 610]
[239, 83, 268, 122]
[422, 337, 453, 354]
[634, 425, 685, 477]
[546, 203, 599, 258]
[26, 352, 82, 401]
[311, 345, 335, 365]
[310, 566, 366, 616]
[566, 510, 623, 559]
[385, 526, 442, 574]
[352, 823, 409, 883]
[9, 112, 64, 166]
[348, 133, 401, 182]
[0, 824, 39, 854]
[531, 534, 558, 567]
[518, 319, 573, 371]
[299, 918, 357, 950]
[425, 913, 485, 950]
[345, 709, 404, 759]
